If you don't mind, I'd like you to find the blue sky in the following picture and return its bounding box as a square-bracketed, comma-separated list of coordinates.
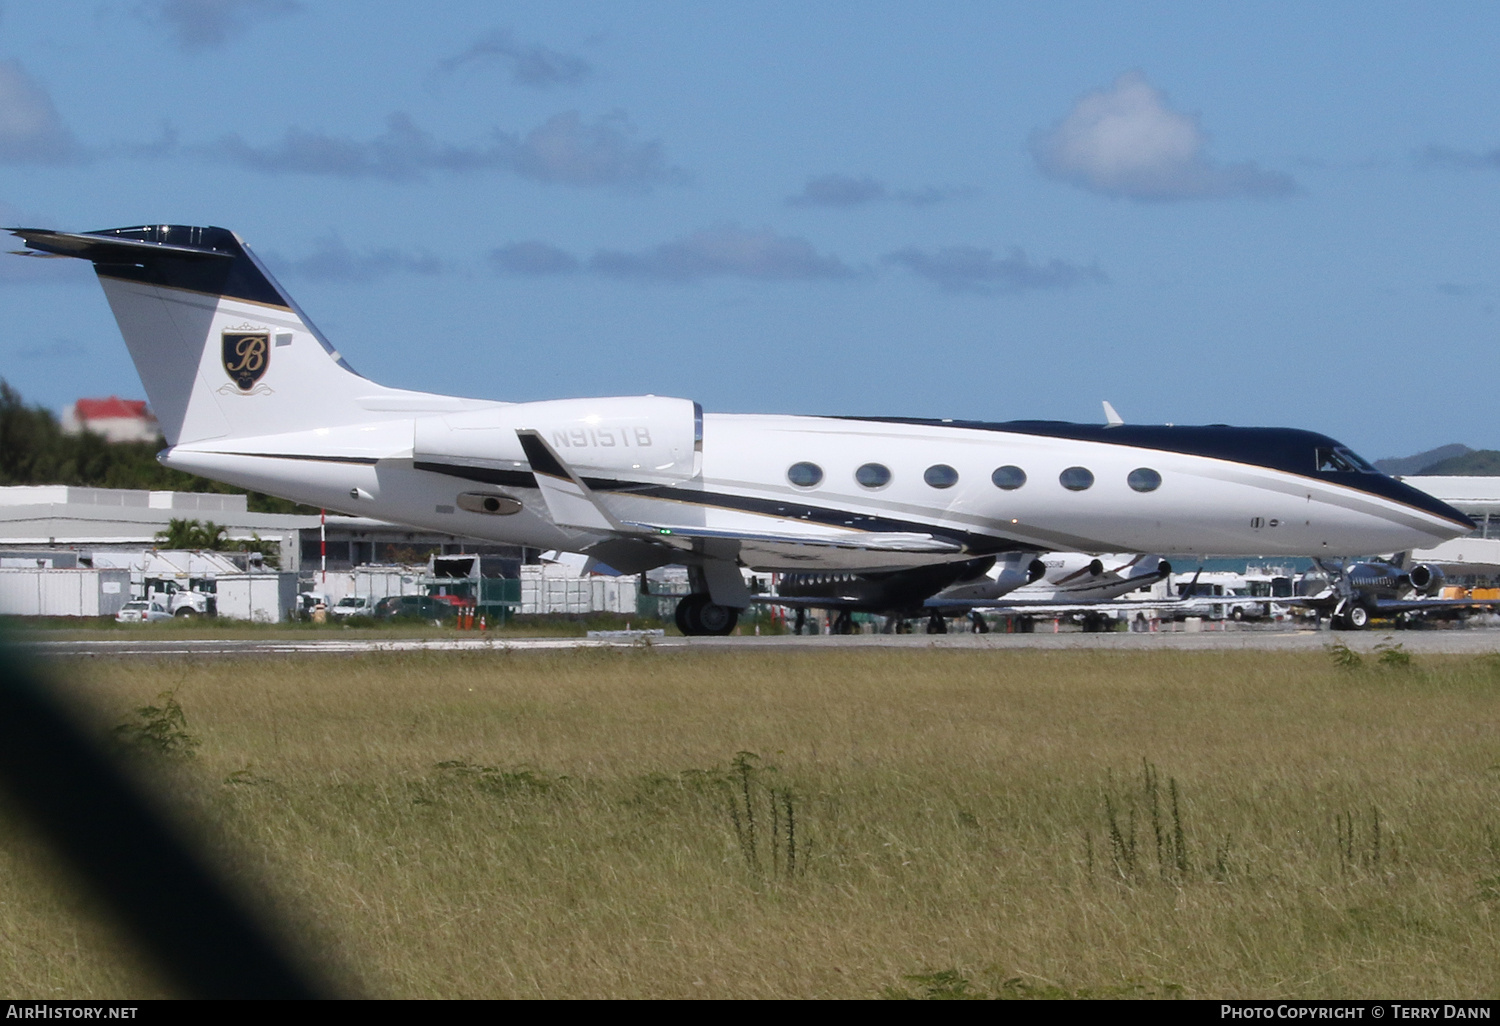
[2, 1, 1498, 460]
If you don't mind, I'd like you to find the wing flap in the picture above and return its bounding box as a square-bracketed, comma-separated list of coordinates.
[622, 521, 962, 553]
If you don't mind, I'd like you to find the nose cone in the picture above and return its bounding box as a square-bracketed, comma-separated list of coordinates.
[1388, 478, 1475, 536]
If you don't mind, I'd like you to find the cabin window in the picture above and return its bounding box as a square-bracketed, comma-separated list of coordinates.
[1059, 466, 1094, 491]
[991, 465, 1026, 490]
[1128, 468, 1162, 492]
[855, 463, 891, 488]
[787, 462, 823, 487]
[924, 464, 959, 489]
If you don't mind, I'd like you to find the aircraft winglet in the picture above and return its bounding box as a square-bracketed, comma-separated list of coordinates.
[515, 429, 625, 534]
[1102, 401, 1124, 427]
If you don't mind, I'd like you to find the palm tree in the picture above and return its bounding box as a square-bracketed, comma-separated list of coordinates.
[154, 518, 228, 550]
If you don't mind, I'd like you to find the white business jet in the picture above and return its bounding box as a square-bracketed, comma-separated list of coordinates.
[8, 225, 1474, 634]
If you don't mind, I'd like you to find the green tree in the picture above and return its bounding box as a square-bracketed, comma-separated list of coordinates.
[154, 519, 228, 550]
[0, 379, 316, 514]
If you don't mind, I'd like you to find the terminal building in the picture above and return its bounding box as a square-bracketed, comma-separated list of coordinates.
[1403, 476, 1500, 578]
[3, 478, 1497, 619]
[0, 485, 533, 576]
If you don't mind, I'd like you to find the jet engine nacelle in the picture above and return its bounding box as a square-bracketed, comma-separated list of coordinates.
[992, 552, 1048, 592]
[1038, 554, 1105, 586]
[1406, 563, 1445, 595]
[930, 552, 1044, 601]
[414, 396, 700, 483]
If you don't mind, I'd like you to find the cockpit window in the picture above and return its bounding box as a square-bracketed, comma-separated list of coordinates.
[1315, 447, 1379, 474]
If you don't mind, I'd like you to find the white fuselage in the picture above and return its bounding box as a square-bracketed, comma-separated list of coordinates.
[14, 224, 1472, 588]
[161, 405, 1470, 571]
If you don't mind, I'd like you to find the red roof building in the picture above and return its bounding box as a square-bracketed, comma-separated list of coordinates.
[62, 396, 161, 444]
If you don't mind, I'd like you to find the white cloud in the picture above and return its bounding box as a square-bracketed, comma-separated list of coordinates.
[1421, 144, 1500, 171]
[884, 245, 1105, 295]
[142, 0, 300, 51]
[0, 60, 83, 164]
[265, 235, 443, 282]
[787, 174, 887, 207]
[1031, 71, 1294, 201]
[785, 173, 978, 208]
[490, 241, 580, 275]
[440, 29, 592, 88]
[207, 110, 684, 189]
[590, 226, 855, 282]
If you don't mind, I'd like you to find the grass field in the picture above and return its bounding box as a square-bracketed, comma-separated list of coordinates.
[2, 609, 688, 640]
[2, 647, 1497, 999]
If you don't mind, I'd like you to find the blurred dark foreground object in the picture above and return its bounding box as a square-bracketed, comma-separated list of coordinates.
[0, 642, 326, 999]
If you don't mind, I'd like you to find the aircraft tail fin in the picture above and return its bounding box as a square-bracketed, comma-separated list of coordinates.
[8, 225, 394, 446]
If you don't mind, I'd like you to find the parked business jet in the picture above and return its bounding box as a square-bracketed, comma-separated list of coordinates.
[915, 552, 1176, 632]
[1286, 559, 1500, 630]
[763, 551, 1168, 634]
[757, 552, 1043, 633]
[939, 552, 1170, 604]
[8, 225, 1475, 634]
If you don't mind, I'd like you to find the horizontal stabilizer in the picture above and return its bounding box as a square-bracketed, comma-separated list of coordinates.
[9, 228, 234, 263]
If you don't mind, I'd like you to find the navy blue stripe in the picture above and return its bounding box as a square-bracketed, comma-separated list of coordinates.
[412, 459, 1022, 553]
[214, 452, 378, 465]
[81, 226, 290, 309]
[515, 431, 570, 480]
[414, 461, 534, 488]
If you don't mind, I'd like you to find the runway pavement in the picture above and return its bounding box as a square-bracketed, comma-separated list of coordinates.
[18, 624, 1500, 658]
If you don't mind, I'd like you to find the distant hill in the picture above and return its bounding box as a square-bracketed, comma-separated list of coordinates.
[1412, 450, 1500, 476]
[1374, 444, 1471, 476]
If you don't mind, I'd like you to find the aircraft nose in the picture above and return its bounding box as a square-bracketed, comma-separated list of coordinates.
[1388, 478, 1474, 536]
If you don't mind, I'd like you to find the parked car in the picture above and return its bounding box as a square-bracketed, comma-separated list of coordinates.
[115, 600, 172, 623]
[372, 594, 456, 623]
[329, 594, 375, 619]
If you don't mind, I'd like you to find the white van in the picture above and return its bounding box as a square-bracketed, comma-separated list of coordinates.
[329, 594, 374, 619]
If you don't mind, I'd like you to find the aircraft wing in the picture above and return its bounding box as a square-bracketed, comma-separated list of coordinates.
[1360, 597, 1500, 617]
[749, 594, 882, 611]
[1277, 594, 1500, 620]
[926, 596, 1228, 616]
[751, 593, 1230, 618]
[622, 522, 960, 553]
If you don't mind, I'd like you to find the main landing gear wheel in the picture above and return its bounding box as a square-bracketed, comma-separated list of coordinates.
[1332, 601, 1372, 631]
[925, 613, 948, 634]
[675, 594, 739, 636]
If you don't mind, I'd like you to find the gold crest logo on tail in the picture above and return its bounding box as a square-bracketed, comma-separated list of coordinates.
[222, 329, 269, 391]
